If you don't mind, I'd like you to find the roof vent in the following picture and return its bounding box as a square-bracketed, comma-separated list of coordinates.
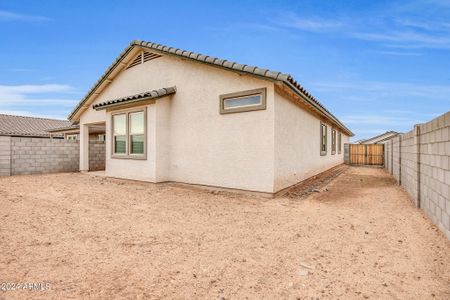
[126, 51, 161, 69]
[143, 51, 161, 62]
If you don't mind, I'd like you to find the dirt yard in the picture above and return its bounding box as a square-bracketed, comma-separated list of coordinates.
[1, 167, 449, 299]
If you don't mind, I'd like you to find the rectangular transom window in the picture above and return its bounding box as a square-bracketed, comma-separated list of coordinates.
[112, 109, 146, 159]
[320, 123, 327, 156]
[338, 132, 342, 154]
[331, 129, 337, 155]
[220, 88, 266, 114]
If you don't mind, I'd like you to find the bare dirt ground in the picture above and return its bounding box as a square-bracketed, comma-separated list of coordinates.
[0, 167, 449, 299]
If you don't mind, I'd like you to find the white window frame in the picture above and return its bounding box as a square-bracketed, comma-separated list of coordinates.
[219, 88, 266, 114]
[111, 108, 147, 160]
[66, 134, 78, 141]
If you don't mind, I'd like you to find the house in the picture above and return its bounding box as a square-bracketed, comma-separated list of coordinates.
[0, 114, 70, 138]
[357, 131, 400, 144]
[68, 40, 353, 194]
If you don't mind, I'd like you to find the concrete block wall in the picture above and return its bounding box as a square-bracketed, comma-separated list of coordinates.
[89, 140, 105, 171]
[383, 111, 450, 239]
[392, 136, 401, 182]
[419, 112, 450, 238]
[5, 137, 80, 175]
[401, 128, 419, 206]
[0, 136, 11, 176]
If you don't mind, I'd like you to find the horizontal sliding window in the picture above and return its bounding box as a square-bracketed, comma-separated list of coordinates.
[220, 88, 266, 114]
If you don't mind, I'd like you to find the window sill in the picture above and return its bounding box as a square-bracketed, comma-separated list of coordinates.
[111, 154, 147, 160]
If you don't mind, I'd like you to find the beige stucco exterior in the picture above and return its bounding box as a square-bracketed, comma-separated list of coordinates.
[274, 90, 350, 192]
[76, 48, 350, 194]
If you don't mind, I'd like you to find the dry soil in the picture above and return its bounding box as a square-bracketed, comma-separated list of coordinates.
[0, 166, 449, 299]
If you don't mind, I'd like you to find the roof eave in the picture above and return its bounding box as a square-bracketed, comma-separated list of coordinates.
[67, 44, 137, 121]
[281, 80, 354, 137]
[69, 40, 353, 137]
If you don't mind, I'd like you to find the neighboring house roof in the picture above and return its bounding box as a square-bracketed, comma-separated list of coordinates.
[358, 131, 400, 144]
[68, 40, 353, 136]
[47, 124, 80, 133]
[93, 86, 177, 110]
[0, 114, 71, 137]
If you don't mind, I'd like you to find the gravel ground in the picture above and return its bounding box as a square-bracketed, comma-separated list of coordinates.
[0, 167, 449, 299]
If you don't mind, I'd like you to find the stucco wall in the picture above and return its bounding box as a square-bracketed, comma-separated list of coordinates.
[83, 51, 275, 192]
[274, 91, 349, 192]
[77, 49, 350, 193]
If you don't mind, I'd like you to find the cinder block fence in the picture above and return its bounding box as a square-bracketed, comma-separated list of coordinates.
[384, 111, 450, 239]
[0, 136, 79, 176]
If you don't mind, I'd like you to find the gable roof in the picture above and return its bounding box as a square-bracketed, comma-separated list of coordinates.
[69, 40, 353, 136]
[0, 114, 71, 137]
[93, 86, 177, 110]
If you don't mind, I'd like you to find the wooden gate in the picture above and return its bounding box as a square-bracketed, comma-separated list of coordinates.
[349, 144, 384, 166]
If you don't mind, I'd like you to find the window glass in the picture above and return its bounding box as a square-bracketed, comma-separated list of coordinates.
[130, 112, 144, 134]
[113, 114, 126, 135]
[332, 129, 336, 153]
[131, 135, 144, 154]
[321, 124, 327, 153]
[114, 136, 126, 154]
[338, 133, 342, 153]
[223, 94, 261, 109]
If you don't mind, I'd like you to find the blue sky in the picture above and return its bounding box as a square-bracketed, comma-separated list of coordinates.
[0, 0, 449, 140]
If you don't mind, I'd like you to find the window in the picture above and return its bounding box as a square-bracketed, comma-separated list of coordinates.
[129, 111, 144, 154]
[112, 109, 146, 158]
[66, 134, 78, 141]
[98, 134, 105, 142]
[220, 88, 266, 114]
[113, 114, 127, 154]
[320, 123, 327, 156]
[331, 129, 337, 155]
[338, 132, 342, 154]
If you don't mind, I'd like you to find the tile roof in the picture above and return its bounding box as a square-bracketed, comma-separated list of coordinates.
[68, 40, 353, 136]
[93, 86, 177, 110]
[46, 124, 80, 133]
[0, 114, 71, 137]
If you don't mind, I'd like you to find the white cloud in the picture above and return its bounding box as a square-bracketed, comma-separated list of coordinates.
[0, 84, 76, 119]
[0, 10, 50, 22]
[311, 80, 450, 100]
[258, 6, 450, 50]
[275, 12, 343, 32]
[352, 30, 450, 49]
[0, 110, 68, 120]
[341, 115, 424, 126]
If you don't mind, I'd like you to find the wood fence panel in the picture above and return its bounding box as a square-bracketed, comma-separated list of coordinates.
[349, 144, 384, 166]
